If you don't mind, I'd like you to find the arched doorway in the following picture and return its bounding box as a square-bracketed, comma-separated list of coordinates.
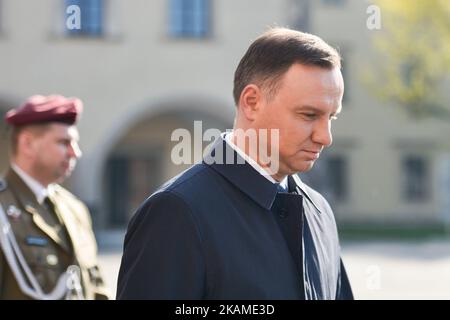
[102, 109, 230, 229]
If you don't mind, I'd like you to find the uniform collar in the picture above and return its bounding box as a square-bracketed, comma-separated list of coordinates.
[5, 168, 72, 252]
[10, 163, 54, 204]
[204, 135, 315, 211]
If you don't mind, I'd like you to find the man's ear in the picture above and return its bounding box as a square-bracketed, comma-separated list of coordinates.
[238, 84, 264, 121]
[17, 130, 37, 158]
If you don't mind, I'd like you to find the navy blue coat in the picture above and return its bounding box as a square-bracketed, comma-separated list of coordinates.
[117, 137, 353, 300]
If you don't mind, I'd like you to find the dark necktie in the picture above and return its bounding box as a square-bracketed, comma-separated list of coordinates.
[43, 196, 62, 226]
[43, 196, 71, 251]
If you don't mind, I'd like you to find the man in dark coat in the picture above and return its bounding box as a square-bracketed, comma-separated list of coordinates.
[117, 28, 353, 300]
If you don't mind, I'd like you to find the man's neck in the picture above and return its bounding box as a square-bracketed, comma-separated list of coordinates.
[11, 162, 51, 204]
[11, 160, 49, 187]
[229, 130, 286, 183]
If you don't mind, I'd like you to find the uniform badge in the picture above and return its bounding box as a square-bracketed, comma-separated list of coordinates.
[46, 254, 58, 266]
[7, 205, 22, 219]
[26, 236, 49, 247]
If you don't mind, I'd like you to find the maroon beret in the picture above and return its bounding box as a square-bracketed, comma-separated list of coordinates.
[4, 95, 83, 126]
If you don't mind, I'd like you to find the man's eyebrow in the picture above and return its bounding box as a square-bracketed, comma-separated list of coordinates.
[294, 105, 341, 116]
[294, 105, 323, 113]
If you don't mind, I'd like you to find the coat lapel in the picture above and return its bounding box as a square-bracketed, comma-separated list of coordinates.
[53, 189, 99, 265]
[52, 195, 80, 254]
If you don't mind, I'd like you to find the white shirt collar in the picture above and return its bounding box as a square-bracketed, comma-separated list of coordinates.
[11, 163, 54, 204]
[223, 132, 288, 189]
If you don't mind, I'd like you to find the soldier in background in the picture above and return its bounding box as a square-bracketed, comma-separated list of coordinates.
[0, 95, 109, 299]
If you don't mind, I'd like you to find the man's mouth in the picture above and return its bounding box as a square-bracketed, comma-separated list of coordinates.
[303, 150, 321, 160]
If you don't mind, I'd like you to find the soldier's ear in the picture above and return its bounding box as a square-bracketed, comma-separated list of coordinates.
[17, 130, 38, 157]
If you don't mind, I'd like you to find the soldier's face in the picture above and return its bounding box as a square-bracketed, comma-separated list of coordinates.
[252, 64, 343, 179]
[31, 124, 82, 184]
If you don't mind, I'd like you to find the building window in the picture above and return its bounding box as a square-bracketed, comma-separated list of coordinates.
[65, 0, 103, 37]
[326, 156, 348, 202]
[322, 0, 346, 6]
[105, 154, 162, 228]
[289, 0, 310, 32]
[402, 155, 430, 201]
[169, 0, 210, 38]
[301, 154, 349, 204]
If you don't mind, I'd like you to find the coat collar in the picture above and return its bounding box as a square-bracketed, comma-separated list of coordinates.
[289, 174, 322, 214]
[204, 137, 278, 210]
[204, 136, 321, 214]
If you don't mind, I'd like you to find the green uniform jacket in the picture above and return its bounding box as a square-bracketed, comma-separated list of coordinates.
[0, 169, 110, 299]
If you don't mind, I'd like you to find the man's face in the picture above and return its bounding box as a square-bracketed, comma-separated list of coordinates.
[254, 63, 344, 177]
[30, 124, 82, 185]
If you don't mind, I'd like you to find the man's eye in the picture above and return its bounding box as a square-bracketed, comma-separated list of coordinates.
[302, 113, 317, 120]
[58, 140, 70, 146]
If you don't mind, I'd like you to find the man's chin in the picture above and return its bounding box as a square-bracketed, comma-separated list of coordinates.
[63, 171, 73, 180]
[54, 171, 72, 183]
[293, 160, 316, 173]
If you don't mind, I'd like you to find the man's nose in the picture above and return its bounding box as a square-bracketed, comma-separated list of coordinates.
[69, 141, 82, 159]
[312, 119, 333, 147]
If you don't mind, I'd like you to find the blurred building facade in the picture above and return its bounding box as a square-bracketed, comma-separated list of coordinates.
[1, 0, 449, 233]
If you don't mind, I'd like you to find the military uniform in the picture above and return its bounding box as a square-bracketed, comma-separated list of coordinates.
[0, 169, 110, 299]
[1, 94, 110, 299]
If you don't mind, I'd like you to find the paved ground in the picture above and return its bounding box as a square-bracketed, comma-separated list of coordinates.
[342, 239, 450, 299]
[98, 239, 450, 300]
